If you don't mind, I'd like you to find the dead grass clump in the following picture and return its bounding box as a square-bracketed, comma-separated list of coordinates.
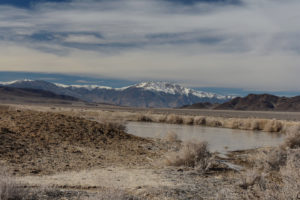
[182, 116, 194, 125]
[206, 118, 222, 127]
[157, 115, 167, 123]
[251, 147, 287, 172]
[164, 131, 179, 143]
[283, 125, 300, 149]
[164, 141, 210, 171]
[239, 134, 300, 200]
[240, 150, 300, 200]
[239, 170, 266, 190]
[88, 188, 139, 200]
[193, 116, 206, 125]
[102, 121, 127, 132]
[250, 119, 260, 130]
[0, 168, 26, 200]
[166, 114, 183, 124]
[264, 148, 287, 171]
[280, 149, 300, 199]
[263, 120, 283, 132]
[228, 120, 241, 129]
[137, 114, 153, 122]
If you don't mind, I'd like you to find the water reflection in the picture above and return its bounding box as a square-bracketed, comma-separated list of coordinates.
[127, 122, 285, 153]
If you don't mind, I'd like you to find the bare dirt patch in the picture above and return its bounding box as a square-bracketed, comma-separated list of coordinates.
[0, 106, 162, 176]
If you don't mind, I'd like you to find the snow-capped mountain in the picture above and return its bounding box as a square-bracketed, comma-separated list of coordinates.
[0, 80, 235, 108]
[132, 82, 233, 100]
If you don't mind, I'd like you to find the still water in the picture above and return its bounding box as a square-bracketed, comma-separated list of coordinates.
[127, 122, 285, 153]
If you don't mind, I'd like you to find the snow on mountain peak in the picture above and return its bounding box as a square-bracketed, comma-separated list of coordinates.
[0, 79, 33, 85]
[0, 79, 234, 100]
[134, 82, 189, 95]
[54, 83, 112, 91]
[132, 81, 231, 100]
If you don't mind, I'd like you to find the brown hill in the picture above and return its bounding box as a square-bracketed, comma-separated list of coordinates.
[215, 94, 300, 111]
[0, 86, 79, 104]
[0, 106, 158, 175]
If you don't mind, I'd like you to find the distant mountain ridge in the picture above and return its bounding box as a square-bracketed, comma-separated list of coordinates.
[0, 85, 79, 104]
[0, 80, 234, 108]
[183, 94, 300, 111]
[214, 94, 300, 111]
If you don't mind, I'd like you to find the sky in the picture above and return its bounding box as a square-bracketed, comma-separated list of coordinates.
[0, 0, 300, 92]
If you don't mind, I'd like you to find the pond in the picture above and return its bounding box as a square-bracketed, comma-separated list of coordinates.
[127, 122, 286, 154]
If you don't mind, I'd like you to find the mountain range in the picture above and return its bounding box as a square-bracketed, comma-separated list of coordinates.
[214, 94, 300, 111]
[0, 80, 234, 108]
[182, 94, 300, 112]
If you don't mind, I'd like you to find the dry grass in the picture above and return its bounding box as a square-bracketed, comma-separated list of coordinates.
[164, 131, 179, 143]
[280, 149, 300, 200]
[87, 188, 139, 200]
[283, 125, 300, 149]
[0, 167, 28, 200]
[238, 126, 300, 199]
[164, 141, 210, 171]
[134, 112, 298, 133]
[0, 108, 158, 175]
[66, 109, 299, 133]
[7, 104, 300, 133]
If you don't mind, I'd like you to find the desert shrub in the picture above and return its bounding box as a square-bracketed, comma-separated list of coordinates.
[88, 188, 139, 200]
[264, 148, 287, 171]
[283, 125, 300, 149]
[239, 170, 266, 190]
[164, 131, 179, 143]
[102, 121, 127, 132]
[239, 136, 300, 200]
[0, 168, 26, 200]
[263, 120, 283, 132]
[166, 114, 183, 124]
[157, 115, 167, 123]
[280, 149, 300, 200]
[216, 188, 233, 200]
[164, 141, 210, 171]
[250, 119, 260, 131]
[193, 116, 206, 125]
[137, 114, 153, 122]
[229, 120, 241, 129]
[206, 119, 222, 127]
[182, 116, 194, 125]
[252, 147, 287, 172]
[240, 150, 300, 200]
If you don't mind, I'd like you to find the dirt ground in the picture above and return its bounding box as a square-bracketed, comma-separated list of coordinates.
[0, 104, 296, 199]
[4, 101, 300, 121]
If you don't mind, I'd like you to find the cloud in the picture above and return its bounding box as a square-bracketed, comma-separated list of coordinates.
[0, 0, 300, 91]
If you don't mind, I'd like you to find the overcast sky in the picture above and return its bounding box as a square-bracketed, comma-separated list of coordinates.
[0, 0, 299, 91]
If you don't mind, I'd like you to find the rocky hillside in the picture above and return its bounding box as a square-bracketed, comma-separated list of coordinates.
[215, 94, 300, 111]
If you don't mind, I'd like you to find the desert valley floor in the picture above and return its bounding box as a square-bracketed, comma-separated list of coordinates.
[0, 103, 299, 200]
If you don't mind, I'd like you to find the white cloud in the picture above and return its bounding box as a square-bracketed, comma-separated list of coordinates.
[0, 0, 300, 91]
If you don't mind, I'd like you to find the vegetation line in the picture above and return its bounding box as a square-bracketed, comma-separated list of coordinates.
[55, 108, 300, 133]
